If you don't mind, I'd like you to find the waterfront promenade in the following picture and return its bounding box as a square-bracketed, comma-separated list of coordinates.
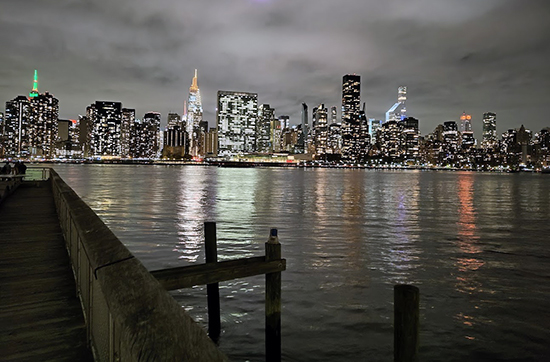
[0, 181, 93, 361]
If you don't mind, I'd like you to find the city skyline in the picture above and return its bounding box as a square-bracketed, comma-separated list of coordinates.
[1, 0, 549, 137]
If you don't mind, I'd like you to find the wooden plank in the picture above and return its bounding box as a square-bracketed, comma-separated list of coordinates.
[394, 284, 420, 362]
[205, 222, 221, 342]
[265, 229, 282, 362]
[151, 256, 286, 290]
[0, 181, 94, 362]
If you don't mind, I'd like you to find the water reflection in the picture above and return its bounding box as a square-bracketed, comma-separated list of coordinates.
[380, 172, 422, 284]
[455, 173, 484, 295]
[174, 167, 209, 263]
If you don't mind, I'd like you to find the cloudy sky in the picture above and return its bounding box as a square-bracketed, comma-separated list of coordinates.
[1, 0, 549, 137]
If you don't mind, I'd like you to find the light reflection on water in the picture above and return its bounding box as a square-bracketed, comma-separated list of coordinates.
[53, 165, 550, 362]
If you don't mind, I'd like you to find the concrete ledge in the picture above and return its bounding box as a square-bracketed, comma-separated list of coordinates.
[50, 169, 228, 362]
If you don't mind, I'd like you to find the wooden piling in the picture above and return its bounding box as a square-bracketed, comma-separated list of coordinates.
[394, 284, 419, 362]
[205, 222, 221, 343]
[265, 228, 282, 362]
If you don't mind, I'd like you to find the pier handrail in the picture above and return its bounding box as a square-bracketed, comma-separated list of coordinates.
[49, 169, 228, 362]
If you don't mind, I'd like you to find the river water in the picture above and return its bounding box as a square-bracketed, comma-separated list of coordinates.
[52, 164, 550, 361]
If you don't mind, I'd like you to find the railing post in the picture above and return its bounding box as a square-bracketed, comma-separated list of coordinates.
[205, 221, 221, 343]
[394, 284, 419, 362]
[265, 228, 282, 362]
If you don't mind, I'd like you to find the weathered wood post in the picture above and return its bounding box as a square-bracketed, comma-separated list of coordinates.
[394, 284, 419, 362]
[265, 228, 282, 362]
[205, 221, 221, 343]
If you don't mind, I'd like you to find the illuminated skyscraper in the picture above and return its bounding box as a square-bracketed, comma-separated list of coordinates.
[29, 69, 39, 98]
[460, 112, 473, 133]
[186, 69, 203, 156]
[3, 71, 58, 158]
[341, 74, 361, 124]
[386, 86, 407, 123]
[460, 112, 475, 151]
[89, 101, 122, 157]
[341, 74, 362, 161]
[164, 113, 186, 147]
[380, 120, 403, 159]
[330, 106, 337, 124]
[28, 91, 59, 158]
[217, 90, 258, 155]
[402, 117, 420, 160]
[270, 118, 282, 153]
[443, 121, 460, 158]
[121, 108, 135, 158]
[368, 119, 382, 144]
[482, 112, 497, 149]
[257, 104, 275, 153]
[4, 96, 30, 157]
[297, 103, 308, 153]
[313, 104, 328, 156]
[138, 112, 161, 158]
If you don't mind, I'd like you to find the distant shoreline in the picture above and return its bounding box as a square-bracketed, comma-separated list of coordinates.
[4, 158, 548, 173]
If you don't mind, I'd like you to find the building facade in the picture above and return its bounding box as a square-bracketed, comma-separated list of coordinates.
[341, 74, 362, 161]
[186, 69, 203, 156]
[482, 112, 497, 149]
[89, 101, 123, 157]
[216, 90, 258, 156]
[257, 104, 275, 153]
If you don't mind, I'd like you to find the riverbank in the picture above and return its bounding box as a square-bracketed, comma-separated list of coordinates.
[3, 158, 548, 173]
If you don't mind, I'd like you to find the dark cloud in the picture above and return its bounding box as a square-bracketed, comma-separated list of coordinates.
[1, 0, 549, 137]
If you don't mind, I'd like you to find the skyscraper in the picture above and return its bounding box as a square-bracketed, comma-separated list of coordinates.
[380, 120, 403, 159]
[186, 69, 203, 156]
[216, 91, 258, 156]
[257, 104, 275, 153]
[89, 101, 122, 157]
[297, 103, 308, 153]
[368, 119, 382, 144]
[443, 121, 460, 158]
[402, 117, 420, 160]
[121, 108, 135, 158]
[386, 86, 407, 123]
[341, 74, 361, 125]
[482, 112, 497, 149]
[459, 112, 475, 151]
[459, 112, 473, 133]
[28, 91, 59, 158]
[330, 106, 337, 125]
[4, 96, 30, 157]
[140, 112, 161, 158]
[3, 71, 59, 158]
[341, 74, 362, 161]
[313, 104, 328, 156]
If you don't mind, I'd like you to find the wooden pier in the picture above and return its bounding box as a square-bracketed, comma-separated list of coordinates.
[0, 181, 93, 361]
[1, 170, 420, 362]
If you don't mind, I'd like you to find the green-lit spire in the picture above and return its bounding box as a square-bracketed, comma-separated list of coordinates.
[29, 69, 39, 98]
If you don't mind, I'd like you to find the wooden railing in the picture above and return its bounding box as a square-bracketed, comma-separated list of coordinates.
[50, 169, 228, 361]
[151, 222, 286, 362]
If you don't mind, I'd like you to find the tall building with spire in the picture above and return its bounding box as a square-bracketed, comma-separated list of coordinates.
[3, 70, 58, 158]
[29, 69, 39, 98]
[386, 86, 407, 123]
[460, 112, 475, 151]
[186, 69, 203, 157]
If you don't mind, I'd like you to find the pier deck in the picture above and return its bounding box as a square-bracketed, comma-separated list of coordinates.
[0, 182, 93, 361]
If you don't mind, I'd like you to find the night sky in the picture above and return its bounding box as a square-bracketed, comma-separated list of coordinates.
[1, 0, 549, 137]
